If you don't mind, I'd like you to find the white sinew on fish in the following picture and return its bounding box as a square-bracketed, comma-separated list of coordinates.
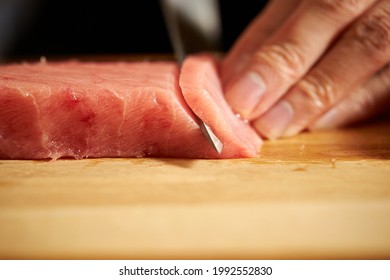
[0, 55, 261, 159]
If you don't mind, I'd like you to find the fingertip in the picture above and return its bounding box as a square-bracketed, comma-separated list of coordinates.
[253, 100, 294, 139]
[224, 71, 266, 119]
[310, 108, 339, 131]
[221, 53, 251, 85]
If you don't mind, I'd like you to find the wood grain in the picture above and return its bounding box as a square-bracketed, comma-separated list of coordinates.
[0, 120, 389, 259]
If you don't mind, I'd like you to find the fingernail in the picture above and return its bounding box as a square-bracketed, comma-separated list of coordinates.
[310, 108, 338, 130]
[254, 101, 293, 139]
[225, 72, 266, 118]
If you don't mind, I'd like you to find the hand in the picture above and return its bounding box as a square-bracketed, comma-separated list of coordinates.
[222, 0, 390, 139]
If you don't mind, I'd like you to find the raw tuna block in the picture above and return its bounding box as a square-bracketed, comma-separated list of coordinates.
[0, 55, 261, 159]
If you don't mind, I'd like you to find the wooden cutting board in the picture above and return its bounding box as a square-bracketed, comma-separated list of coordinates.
[0, 119, 389, 260]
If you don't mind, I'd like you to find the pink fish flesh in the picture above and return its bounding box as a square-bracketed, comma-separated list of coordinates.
[0, 55, 262, 159]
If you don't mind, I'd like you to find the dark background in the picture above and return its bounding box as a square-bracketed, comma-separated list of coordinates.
[3, 0, 268, 60]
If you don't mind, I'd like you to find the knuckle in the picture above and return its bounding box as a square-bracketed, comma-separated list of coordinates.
[315, 0, 368, 15]
[351, 5, 390, 57]
[255, 41, 306, 81]
[296, 71, 337, 109]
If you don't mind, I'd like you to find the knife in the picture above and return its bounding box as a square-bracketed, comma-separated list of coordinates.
[160, 0, 223, 154]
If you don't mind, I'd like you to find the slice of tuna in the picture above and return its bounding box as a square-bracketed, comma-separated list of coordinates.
[180, 55, 262, 158]
[0, 57, 261, 159]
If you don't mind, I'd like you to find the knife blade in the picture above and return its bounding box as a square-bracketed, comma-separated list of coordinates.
[160, 0, 223, 154]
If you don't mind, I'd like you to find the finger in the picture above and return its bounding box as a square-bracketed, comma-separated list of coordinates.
[221, 0, 301, 85]
[253, 0, 390, 139]
[224, 0, 377, 120]
[310, 65, 390, 130]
